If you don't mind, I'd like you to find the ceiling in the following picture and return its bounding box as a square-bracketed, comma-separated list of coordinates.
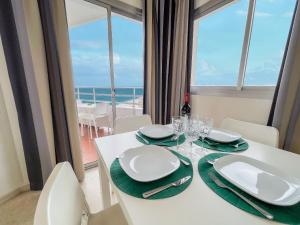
[65, 0, 142, 28]
[65, 0, 107, 27]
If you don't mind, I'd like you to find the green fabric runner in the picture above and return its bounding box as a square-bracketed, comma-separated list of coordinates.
[136, 132, 186, 147]
[110, 150, 193, 199]
[194, 138, 248, 152]
[198, 153, 300, 224]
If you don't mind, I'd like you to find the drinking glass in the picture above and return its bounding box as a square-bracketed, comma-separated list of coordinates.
[172, 116, 184, 151]
[184, 117, 200, 161]
[199, 117, 214, 154]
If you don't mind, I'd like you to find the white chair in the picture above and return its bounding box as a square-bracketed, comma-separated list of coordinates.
[78, 102, 111, 139]
[220, 118, 279, 147]
[34, 162, 128, 225]
[114, 114, 152, 134]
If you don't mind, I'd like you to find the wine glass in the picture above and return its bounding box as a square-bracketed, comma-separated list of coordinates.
[184, 117, 200, 161]
[199, 117, 214, 154]
[172, 116, 184, 151]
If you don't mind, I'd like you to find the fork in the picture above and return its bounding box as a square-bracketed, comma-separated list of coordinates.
[204, 139, 246, 148]
[208, 172, 273, 220]
[154, 135, 178, 145]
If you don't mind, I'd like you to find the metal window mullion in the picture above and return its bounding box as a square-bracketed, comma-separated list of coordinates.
[237, 0, 256, 90]
[107, 7, 117, 130]
[191, 19, 200, 85]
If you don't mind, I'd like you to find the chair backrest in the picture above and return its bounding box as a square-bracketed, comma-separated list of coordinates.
[95, 102, 109, 115]
[34, 162, 88, 225]
[115, 114, 152, 134]
[220, 118, 279, 147]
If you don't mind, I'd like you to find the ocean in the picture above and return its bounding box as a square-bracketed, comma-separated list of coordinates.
[75, 87, 143, 104]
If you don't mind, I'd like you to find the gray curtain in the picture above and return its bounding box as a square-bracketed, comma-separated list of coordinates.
[0, 0, 43, 190]
[268, 0, 300, 153]
[37, 0, 74, 166]
[37, 0, 84, 180]
[143, 0, 194, 124]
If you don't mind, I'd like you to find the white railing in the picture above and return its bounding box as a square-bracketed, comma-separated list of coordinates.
[74, 86, 143, 109]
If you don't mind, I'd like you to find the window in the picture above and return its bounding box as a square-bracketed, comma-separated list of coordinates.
[244, 0, 296, 86]
[192, 0, 297, 93]
[193, 0, 249, 86]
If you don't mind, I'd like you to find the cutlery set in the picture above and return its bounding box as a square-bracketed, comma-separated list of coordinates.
[119, 125, 299, 221]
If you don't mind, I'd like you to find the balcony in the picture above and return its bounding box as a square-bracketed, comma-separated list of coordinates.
[75, 86, 143, 165]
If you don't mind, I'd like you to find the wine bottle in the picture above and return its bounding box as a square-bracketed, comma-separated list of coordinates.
[181, 93, 191, 117]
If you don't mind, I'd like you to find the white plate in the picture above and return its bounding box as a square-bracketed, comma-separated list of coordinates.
[139, 125, 174, 139]
[208, 128, 241, 143]
[119, 145, 180, 182]
[214, 155, 300, 206]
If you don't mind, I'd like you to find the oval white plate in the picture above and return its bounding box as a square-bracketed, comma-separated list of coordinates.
[214, 155, 300, 206]
[208, 128, 241, 143]
[139, 125, 174, 139]
[119, 145, 180, 182]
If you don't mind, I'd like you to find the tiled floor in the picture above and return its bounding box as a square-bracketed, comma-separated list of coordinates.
[80, 125, 111, 164]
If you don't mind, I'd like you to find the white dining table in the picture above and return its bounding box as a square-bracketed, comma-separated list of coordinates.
[95, 131, 300, 225]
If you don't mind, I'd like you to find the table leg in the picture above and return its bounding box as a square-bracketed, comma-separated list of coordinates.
[98, 159, 111, 209]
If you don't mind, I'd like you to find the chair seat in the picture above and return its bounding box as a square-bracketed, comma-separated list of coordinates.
[88, 204, 128, 225]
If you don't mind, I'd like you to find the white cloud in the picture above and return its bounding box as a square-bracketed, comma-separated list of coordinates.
[71, 40, 103, 49]
[236, 10, 272, 18]
[198, 60, 218, 76]
[282, 11, 293, 18]
[255, 11, 272, 17]
[236, 9, 247, 16]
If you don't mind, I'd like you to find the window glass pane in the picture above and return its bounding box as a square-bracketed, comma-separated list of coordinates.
[244, 0, 296, 86]
[111, 14, 144, 117]
[193, 0, 249, 86]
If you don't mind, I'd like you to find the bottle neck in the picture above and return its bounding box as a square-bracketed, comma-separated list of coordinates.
[184, 93, 189, 104]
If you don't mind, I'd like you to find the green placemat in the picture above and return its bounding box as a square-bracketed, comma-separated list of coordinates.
[194, 138, 248, 152]
[110, 150, 193, 199]
[136, 132, 186, 147]
[198, 153, 300, 224]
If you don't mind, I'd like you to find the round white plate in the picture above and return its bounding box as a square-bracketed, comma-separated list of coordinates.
[208, 128, 241, 143]
[214, 155, 300, 206]
[119, 145, 180, 182]
[139, 125, 174, 139]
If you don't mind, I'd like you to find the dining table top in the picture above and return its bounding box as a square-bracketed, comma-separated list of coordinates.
[95, 130, 300, 225]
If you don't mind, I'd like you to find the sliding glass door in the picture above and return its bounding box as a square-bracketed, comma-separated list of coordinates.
[65, 0, 143, 166]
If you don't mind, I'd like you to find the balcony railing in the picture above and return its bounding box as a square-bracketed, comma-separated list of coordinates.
[75, 86, 143, 109]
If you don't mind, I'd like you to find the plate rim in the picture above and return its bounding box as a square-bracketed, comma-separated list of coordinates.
[208, 128, 241, 143]
[139, 124, 174, 139]
[213, 155, 300, 206]
[119, 145, 180, 182]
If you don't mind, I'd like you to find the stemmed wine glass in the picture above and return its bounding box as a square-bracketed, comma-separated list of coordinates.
[199, 117, 214, 154]
[184, 117, 200, 161]
[172, 116, 184, 151]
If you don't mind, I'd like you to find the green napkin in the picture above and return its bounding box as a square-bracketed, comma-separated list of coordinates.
[194, 138, 248, 152]
[110, 150, 193, 199]
[136, 132, 186, 147]
[198, 153, 300, 224]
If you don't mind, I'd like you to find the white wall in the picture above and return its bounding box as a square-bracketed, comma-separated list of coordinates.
[195, 0, 211, 9]
[191, 95, 272, 127]
[0, 38, 28, 199]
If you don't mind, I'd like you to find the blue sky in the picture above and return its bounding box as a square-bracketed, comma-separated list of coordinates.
[69, 15, 143, 87]
[69, 0, 296, 88]
[195, 0, 296, 86]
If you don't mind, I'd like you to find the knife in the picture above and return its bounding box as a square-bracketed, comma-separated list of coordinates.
[142, 176, 191, 198]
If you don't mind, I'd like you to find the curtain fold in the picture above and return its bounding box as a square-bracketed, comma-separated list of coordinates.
[268, 0, 300, 153]
[143, 0, 194, 124]
[0, 0, 43, 190]
[37, 0, 84, 180]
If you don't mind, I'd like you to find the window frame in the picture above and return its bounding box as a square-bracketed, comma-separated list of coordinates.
[191, 0, 282, 99]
